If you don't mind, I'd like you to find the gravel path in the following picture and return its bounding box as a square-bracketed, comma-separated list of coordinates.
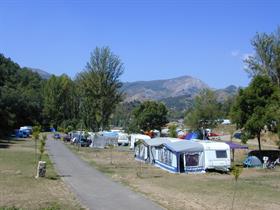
[46, 137, 163, 210]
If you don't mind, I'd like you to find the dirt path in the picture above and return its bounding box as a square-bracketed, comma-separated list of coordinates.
[46, 137, 163, 210]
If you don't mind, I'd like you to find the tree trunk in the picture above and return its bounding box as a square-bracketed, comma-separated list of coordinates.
[257, 132, 262, 151]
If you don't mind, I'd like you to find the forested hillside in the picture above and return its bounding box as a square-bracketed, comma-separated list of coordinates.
[0, 54, 43, 136]
[0, 47, 124, 135]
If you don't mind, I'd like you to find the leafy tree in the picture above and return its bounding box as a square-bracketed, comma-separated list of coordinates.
[244, 27, 280, 86]
[230, 76, 280, 150]
[39, 134, 47, 161]
[168, 124, 177, 138]
[43, 74, 78, 129]
[32, 125, 41, 162]
[111, 100, 141, 129]
[16, 68, 44, 126]
[0, 54, 43, 136]
[231, 165, 243, 210]
[77, 47, 124, 131]
[131, 101, 168, 132]
[184, 89, 221, 130]
[219, 95, 236, 118]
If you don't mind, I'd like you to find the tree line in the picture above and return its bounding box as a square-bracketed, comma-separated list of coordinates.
[1, 27, 280, 151]
[0, 47, 126, 136]
[0, 55, 43, 136]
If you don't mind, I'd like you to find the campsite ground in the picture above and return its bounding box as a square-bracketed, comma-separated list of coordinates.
[213, 124, 280, 150]
[67, 142, 280, 210]
[0, 138, 83, 210]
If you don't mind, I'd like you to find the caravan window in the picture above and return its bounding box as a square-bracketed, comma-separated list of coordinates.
[158, 148, 173, 166]
[139, 144, 145, 158]
[135, 145, 140, 156]
[135, 144, 145, 159]
[185, 153, 199, 166]
[216, 150, 227, 158]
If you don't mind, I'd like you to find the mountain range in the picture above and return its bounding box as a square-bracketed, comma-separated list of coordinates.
[30, 68, 238, 112]
[123, 76, 210, 101]
[123, 75, 238, 103]
[28, 68, 52, 80]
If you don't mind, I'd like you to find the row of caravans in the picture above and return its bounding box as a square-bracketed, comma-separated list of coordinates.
[134, 137, 231, 173]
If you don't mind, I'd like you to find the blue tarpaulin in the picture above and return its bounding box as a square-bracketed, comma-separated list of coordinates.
[225, 142, 248, 150]
[185, 131, 203, 140]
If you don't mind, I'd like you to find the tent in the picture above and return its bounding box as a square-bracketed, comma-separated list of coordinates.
[185, 131, 203, 140]
[134, 137, 180, 163]
[243, 156, 262, 168]
[91, 135, 118, 148]
[134, 137, 231, 173]
[153, 140, 204, 173]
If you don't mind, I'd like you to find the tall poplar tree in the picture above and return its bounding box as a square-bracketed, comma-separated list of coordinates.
[77, 47, 124, 131]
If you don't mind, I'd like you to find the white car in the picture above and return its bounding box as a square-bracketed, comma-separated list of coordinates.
[117, 133, 129, 146]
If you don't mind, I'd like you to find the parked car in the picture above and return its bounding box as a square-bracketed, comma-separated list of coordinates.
[117, 133, 129, 146]
[63, 134, 71, 142]
[53, 133, 61, 139]
[20, 126, 33, 134]
[18, 130, 29, 138]
[233, 132, 242, 139]
[78, 137, 91, 147]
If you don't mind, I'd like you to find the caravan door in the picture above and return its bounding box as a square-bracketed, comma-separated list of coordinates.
[184, 152, 204, 173]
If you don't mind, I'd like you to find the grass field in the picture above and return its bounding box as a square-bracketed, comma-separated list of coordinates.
[0, 138, 83, 210]
[67, 143, 280, 210]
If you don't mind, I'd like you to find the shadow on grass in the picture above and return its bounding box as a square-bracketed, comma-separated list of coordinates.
[206, 169, 231, 175]
[0, 138, 26, 149]
[0, 144, 10, 149]
[47, 174, 72, 180]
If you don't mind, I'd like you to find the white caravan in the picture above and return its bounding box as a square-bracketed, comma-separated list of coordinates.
[194, 140, 231, 171]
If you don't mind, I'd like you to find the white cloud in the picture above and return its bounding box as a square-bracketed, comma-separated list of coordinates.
[231, 50, 240, 57]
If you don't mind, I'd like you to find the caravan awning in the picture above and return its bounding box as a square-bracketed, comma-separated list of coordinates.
[225, 142, 248, 150]
[164, 140, 204, 153]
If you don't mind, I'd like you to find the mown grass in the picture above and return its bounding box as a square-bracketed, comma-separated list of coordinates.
[0, 138, 82, 210]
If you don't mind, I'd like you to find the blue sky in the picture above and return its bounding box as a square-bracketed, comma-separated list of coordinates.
[0, 0, 279, 88]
